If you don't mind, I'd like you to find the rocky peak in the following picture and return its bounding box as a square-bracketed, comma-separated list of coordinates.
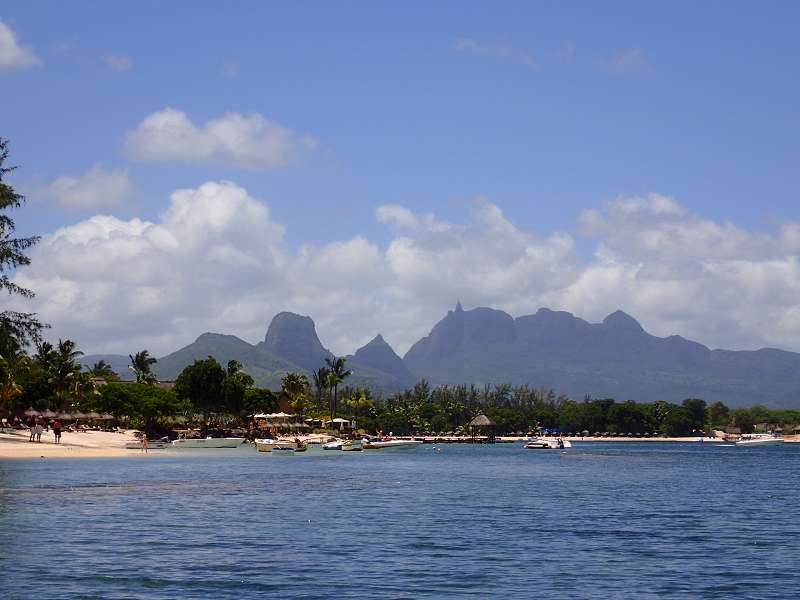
[602, 310, 645, 333]
[263, 311, 331, 369]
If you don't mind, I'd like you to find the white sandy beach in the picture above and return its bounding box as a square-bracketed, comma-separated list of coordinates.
[0, 428, 145, 459]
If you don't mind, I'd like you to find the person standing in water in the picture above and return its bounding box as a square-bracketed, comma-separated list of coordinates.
[140, 433, 148, 453]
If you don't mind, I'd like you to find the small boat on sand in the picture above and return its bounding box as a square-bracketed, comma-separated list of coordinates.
[171, 437, 244, 449]
[362, 438, 422, 450]
[523, 438, 572, 450]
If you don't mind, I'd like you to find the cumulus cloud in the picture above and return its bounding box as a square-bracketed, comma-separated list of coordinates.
[125, 108, 318, 169]
[0, 19, 40, 71]
[12, 186, 800, 358]
[33, 165, 135, 209]
[452, 38, 540, 70]
[595, 47, 649, 74]
[103, 54, 134, 71]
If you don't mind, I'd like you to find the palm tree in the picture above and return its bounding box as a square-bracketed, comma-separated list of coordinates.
[281, 372, 309, 415]
[325, 356, 352, 420]
[311, 366, 330, 413]
[86, 359, 118, 381]
[49, 339, 83, 411]
[129, 350, 157, 385]
[0, 354, 23, 414]
[34, 341, 55, 369]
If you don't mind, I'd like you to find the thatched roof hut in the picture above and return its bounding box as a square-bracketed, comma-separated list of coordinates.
[468, 413, 496, 443]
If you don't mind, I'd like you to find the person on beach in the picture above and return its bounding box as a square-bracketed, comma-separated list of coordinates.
[34, 422, 43, 442]
[52, 420, 62, 444]
[29, 418, 36, 442]
[141, 433, 148, 453]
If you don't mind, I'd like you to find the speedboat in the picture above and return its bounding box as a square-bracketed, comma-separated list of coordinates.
[322, 440, 343, 450]
[255, 439, 299, 452]
[171, 436, 244, 449]
[735, 434, 784, 447]
[341, 439, 362, 451]
[362, 438, 423, 450]
[523, 438, 572, 450]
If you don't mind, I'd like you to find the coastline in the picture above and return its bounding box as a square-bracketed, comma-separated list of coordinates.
[0, 429, 145, 459]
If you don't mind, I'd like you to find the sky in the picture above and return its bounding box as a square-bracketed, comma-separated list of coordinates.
[2, 1, 800, 357]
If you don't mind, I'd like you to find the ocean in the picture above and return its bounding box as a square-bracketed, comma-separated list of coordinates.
[1, 442, 798, 599]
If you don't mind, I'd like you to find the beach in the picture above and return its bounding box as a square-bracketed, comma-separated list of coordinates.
[0, 428, 143, 459]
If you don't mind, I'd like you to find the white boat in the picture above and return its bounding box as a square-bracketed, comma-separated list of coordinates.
[171, 437, 244, 449]
[321, 439, 363, 451]
[341, 439, 362, 451]
[735, 434, 784, 447]
[362, 438, 423, 450]
[255, 439, 295, 452]
[523, 438, 572, 450]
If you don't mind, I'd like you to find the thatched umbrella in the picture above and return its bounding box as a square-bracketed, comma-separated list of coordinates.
[100, 413, 115, 420]
[468, 413, 497, 443]
[72, 411, 87, 420]
[87, 412, 101, 420]
[24, 407, 40, 417]
[42, 409, 56, 418]
[58, 412, 74, 420]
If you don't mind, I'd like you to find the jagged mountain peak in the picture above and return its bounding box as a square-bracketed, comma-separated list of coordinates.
[262, 311, 331, 370]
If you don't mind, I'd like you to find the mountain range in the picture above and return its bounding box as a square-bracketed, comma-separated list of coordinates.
[82, 304, 800, 408]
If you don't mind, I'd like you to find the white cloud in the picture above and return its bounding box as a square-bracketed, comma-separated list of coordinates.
[12, 186, 800, 359]
[595, 47, 649, 74]
[103, 54, 134, 71]
[452, 38, 540, 70]
[0, 20, 40, 71]
[34, 165, 135, 209]
[125, 108, 318, 169]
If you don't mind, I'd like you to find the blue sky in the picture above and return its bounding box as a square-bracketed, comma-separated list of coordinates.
[3, 2, 800, 355]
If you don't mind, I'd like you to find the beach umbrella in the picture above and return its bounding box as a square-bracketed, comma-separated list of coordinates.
[42, 409, 56, 418]
[24, 407, 40, 416]
[99, 413, 115, 420]
[58, 412, 73, 419]
[87, 412, 101, 419]
[72, 411, 87, 420]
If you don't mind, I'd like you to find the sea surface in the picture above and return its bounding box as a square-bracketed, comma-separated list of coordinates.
[1, 441, 799, 599]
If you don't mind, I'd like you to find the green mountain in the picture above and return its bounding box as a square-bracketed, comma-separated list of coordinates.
[82, 305, 800, 407]
[84, 312, 413, 391]
[404, 304, 800, 407]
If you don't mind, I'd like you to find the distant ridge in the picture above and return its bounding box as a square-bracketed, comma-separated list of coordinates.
[82, 305, 800, 407]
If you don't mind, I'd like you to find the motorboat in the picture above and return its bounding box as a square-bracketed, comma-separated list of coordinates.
[341, 439, 362, 451]
[362, 438, 423, 450]
[322, 439, 363, 451]
[255, 439, 296, 452]
[735, 434, 784, 447]
[171, 436, 244, 449]
[257, 439, 307, 452]
[322, 440, 343, 451]
[523, 438, 572, 450]
[271, 442, 307, 454]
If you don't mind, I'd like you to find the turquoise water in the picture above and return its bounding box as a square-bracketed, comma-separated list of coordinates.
[1, 442, 799, 599]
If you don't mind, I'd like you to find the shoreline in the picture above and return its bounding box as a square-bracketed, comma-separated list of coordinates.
[5, 429, 793, 460]
[0, 429, 146, 459]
